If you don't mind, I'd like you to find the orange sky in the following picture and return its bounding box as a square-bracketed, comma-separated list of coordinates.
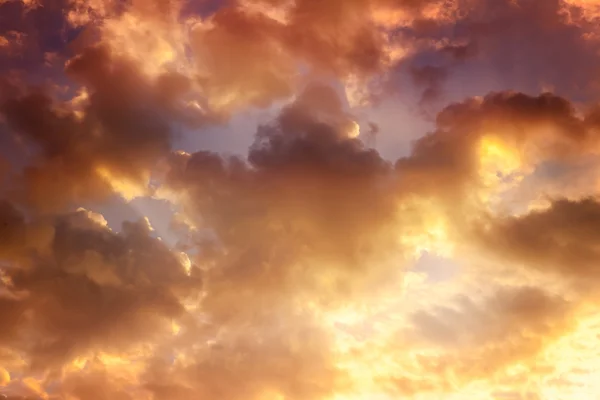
[2, 0, 600, 399]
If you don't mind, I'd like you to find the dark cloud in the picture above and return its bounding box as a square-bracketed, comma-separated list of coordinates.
[407, 0, 600, 99]
[0, 205, 200, 371]
[0, 45, 205, 211]
[162, 84, 401, 316]
[474, 197, 600, 282]
[396, 90, 593, 201]
[439, 42, 478, 62]
[0, 0, 84, 75]
[410, 65, 448, 104]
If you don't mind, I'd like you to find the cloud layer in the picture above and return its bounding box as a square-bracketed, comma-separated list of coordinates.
[3, 0, 600, 399]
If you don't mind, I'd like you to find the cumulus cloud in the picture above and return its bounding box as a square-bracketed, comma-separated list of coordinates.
[159, 84, 403, 313]
[0, 205, 200, 373]
[396, 91, 597, 209]
[0, 45, 205, 211]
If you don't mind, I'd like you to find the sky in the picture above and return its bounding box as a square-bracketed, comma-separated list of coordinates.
[3, 0, 600, 399]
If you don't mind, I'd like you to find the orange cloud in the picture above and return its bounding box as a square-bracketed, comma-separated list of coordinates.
[5, 1, 600, 399]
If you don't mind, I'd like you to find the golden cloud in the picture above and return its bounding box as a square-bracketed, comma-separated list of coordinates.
[3, 0, 600, 399]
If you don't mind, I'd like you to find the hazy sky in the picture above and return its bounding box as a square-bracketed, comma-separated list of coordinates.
[2, 0, 600, 399]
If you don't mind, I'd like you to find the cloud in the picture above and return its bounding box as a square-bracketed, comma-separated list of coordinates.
[137, 86, 418, 399]
[5, 0, 600, 398]
[0, 84, 409, 400]
[396, 91, 595, 208]
[160, 84, 403, 312]
[410, 65, 448, 104]
[52, 0, 454, 113]
[474, 197, 600, 284]
[0, 205, 199, 372]
[0, 45, 206, 211]
[409, 286, 575, 381]
[390, 0, 600, 110]
[5, 83, 600, 398]
[142, 311, 344, 400]
[146, 86, 600, 399]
